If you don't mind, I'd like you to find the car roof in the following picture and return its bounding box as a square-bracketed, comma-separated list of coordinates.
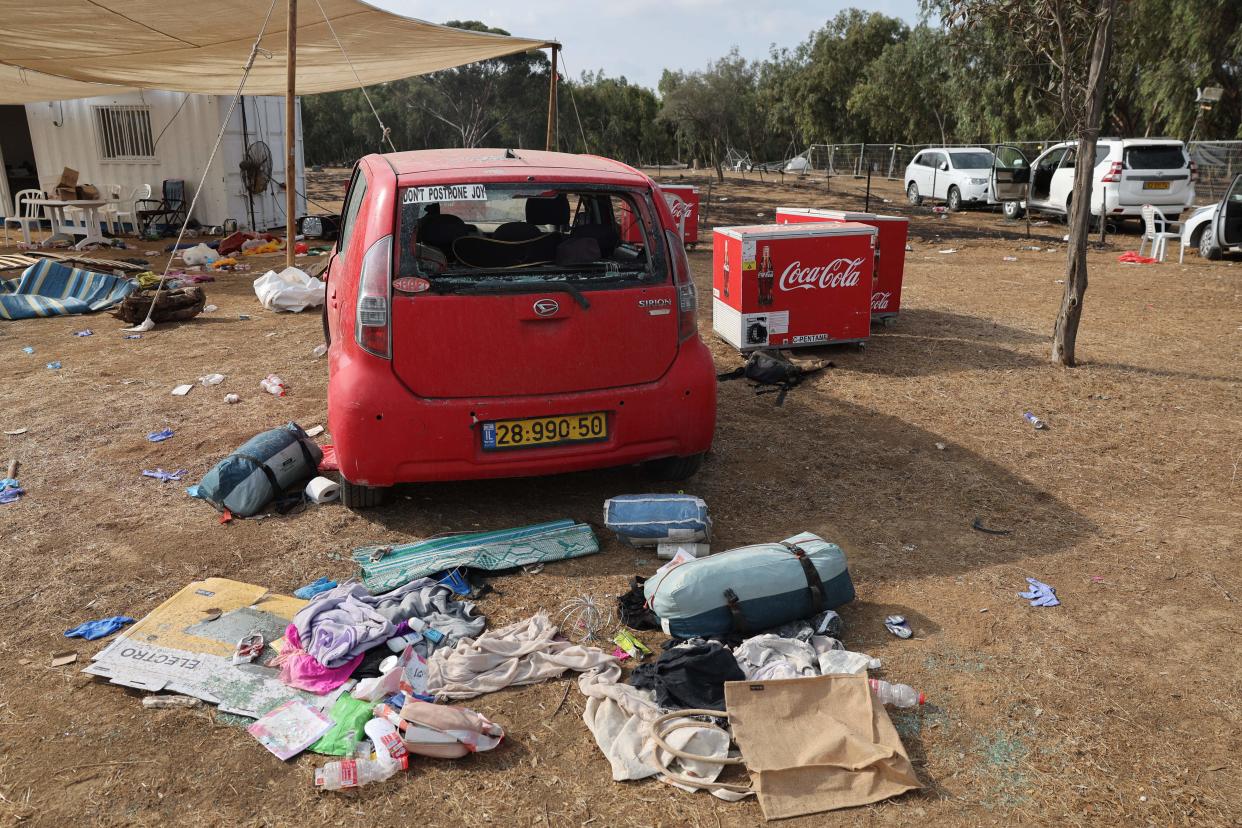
[378, 148, 649, 184]
[1048, 138, 1185, 149]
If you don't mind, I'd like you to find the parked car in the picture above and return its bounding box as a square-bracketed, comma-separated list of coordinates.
[322, 148, 717, 508]
[1002, 138, 1196, 222]
[904, 147, 997, 211]
[1181, 173, 1242, 259]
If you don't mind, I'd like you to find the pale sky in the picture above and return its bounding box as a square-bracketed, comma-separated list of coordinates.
[369, 1, 927, 89]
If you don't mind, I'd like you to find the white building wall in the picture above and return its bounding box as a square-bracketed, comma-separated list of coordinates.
[22, 90, 305, 231]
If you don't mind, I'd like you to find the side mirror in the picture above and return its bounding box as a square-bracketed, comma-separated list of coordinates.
[940, 162, 950, 172]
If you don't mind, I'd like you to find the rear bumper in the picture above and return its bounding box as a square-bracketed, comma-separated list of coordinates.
[327, 338, 717, 486]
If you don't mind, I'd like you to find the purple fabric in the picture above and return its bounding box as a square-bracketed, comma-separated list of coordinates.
[274, 625, 363, 694]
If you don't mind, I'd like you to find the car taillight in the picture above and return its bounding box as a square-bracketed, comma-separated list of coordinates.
[1101, 161, 1123, 183]
[356, 234, 392, 359]
[1189, 159, 1198, 183]
[666, 229, 697, 342]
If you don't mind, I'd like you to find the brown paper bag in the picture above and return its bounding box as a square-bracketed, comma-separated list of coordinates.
[725, 674, 921, 819]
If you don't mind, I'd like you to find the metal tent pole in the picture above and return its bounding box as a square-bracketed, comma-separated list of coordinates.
[285, 0, 297, 270]
[545, 45, 559, 152]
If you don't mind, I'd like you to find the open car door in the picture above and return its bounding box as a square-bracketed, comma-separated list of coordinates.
[991, 145, 1030, 202]
[1214, 173, 1242, 250]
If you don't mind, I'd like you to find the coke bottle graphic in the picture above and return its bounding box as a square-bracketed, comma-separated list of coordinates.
[757, 245, 774, 306]
[722, 245, 730, 298]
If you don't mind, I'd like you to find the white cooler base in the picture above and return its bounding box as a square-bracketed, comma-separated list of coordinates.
[712, 298, 865, 352]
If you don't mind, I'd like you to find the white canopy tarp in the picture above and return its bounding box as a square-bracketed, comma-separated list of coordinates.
[0, 0, 554, 104]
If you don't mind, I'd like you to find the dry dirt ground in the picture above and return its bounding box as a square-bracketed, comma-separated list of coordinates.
[0, 169, 1239, 827]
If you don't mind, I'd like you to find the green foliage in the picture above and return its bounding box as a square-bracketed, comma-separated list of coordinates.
[301, 8, 1242, 168]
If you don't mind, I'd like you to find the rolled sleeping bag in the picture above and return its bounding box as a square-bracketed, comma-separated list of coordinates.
[197, 422, 323, 517]
[603, 494, 711, 547]
[643, 532, 854, 638]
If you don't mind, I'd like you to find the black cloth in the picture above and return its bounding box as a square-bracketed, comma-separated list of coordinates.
[628, 641, 745, 711]
[616, 576, 659, 631]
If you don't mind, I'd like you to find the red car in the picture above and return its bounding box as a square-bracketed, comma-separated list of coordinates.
[323, 149, 717, 508]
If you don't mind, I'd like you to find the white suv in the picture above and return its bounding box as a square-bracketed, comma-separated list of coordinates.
[904, 147, 996, 211]
[1006, 138, 1195, 221]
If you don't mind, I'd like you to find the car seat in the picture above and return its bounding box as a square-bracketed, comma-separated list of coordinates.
[569, 223, 620, 257]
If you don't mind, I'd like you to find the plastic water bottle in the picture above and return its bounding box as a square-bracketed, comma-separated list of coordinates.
[868, 678, 925, 708]
[364, 717, 408, 766]
[260, 374, 286, 396]
[314, 755, 407, 791]
[1023, 411, 1048, 430]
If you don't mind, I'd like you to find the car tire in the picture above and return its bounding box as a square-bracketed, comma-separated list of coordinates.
[643, 453, 704, 482]
[946, 186, 961, 212]
[906, 182, 921, 206]
[1003, 200, 1024, 220]
[341, 478, 388, 509]
[1199, 227, 1222, 260]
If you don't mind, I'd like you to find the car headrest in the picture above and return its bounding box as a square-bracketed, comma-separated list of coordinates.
[493, 222, 544, 242]
[570, 223, 620, 257]
[526, 194, 569, 227]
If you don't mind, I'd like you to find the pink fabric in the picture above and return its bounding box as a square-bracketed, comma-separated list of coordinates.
[274, 624, 362, 694]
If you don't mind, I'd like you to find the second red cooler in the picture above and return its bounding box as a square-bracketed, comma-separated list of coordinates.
[776, 207, 909, 320]
[660, 184, 700, 245]
[712, 222, 876, 351]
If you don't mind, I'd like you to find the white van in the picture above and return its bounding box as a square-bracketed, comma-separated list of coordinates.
[1001, 139, 1196, 221]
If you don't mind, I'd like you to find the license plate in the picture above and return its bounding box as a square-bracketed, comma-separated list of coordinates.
[481, 412, 607, 451]
[1143, 181, 1171, 190]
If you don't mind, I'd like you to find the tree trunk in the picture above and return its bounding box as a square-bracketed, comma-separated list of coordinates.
[1052, 0, 1117, 367]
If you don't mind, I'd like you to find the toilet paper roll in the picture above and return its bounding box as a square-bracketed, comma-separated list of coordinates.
[305, 476, 340, 504]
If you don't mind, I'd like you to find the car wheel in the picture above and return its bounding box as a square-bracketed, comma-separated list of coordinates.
[341, 478, 388, 509]
[946, 186, 961, 212]
[1003, 200, 1024, 220]
[643, 453, 704, 482]
[1199, 227, 1222, 260]
[906, 182, 921, 206]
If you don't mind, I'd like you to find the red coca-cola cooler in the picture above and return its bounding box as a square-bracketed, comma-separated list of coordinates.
[711, 222, 876, 352]
[661, 184, 700, 245]
[775, 207, 908, 321]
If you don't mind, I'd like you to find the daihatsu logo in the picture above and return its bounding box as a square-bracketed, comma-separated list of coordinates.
[533, 298, 560, 317]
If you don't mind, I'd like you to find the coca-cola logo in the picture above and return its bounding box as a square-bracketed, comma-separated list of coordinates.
[666, 197, 693, 220]
[778, 258, 864, 291]
[871, 291, 891, 310]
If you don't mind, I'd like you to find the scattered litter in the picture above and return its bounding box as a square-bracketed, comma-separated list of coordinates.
[972, 517, 1012, 536]
[904, 244, 913, 252]
[50, 651, 78, 667]
[932, 206, 948, 215]
[142, 468, 187, 483]
[199, 373, 226, 386]
[123, 334, 142, 339]
[934, 442, 946, 450]
[1023, 411, 1048, 430]
[182, 243, 220, 267]
[938, 248, 958, 254]
[146, 428, 175, 442]
[657, 541, 710, 561]
[21, 346, 34, 354]
[292, 577, 337, 600]
[203, 304, 218, 312]
[355, 520, 599, 592]
[0, 477, 23, 505]
[1002, 256, 1018, 262]
[319, 445, 338, 472]
[261, 374, 287, 396]
[312, 343, 328, 358]
[46, 361, 61, 370]
[1020, 245, 1042, 251]
[304, 425, 325, 437]
[171, 384, 193, 396]
[604, 494, 711, 547]
[884, 615, 913, 639]
[225, 393, 241, 404]
[238, 314, 251, 320]
[868, 677, 924, 708]
[1055, 279, 1065, 284]
[232, 630, 265, 665]
[248, 698, 334, 761]
[556, 595, 615, 643]
[612, 629, 652, 660]
[74, 329, 93, 337]
[1119, 251, 1158, 264]
[4, 428, 28, 436]
[254, 266, 326, 312]
[1091, 575, 1105, 583]
[64, 615, 135, 641]
[1032, 220, 1050, 226]
[315, 755, 407, 790]
[305, 475, 340, 504]
[1019, 577, 1060, 607]
[142, 695, 203, 709]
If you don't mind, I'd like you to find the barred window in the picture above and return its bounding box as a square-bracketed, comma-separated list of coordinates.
[92, 105, 155, 161]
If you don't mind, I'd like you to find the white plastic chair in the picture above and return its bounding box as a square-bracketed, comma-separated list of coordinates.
[3, 189, 45, 245]
[1140, 204, 1182, 262]
[109, 183, 150, 236]
[98, 184, 124, 234]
